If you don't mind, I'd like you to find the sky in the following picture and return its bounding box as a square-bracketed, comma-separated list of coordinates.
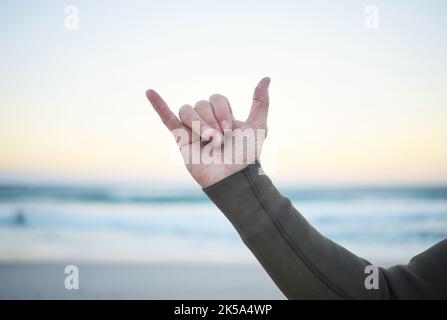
[0, 0, 446, 186]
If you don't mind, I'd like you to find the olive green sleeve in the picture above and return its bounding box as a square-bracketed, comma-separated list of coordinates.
[203, 162, 447, 300]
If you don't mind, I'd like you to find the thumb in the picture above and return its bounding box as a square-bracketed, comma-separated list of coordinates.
[246, 77, 271, 126]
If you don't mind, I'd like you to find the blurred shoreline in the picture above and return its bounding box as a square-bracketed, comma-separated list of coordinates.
[1, 184, 447, 265]
[1, 184, 446, 299]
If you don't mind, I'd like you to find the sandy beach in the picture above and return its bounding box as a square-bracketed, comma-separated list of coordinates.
[0, 262, 285, 300]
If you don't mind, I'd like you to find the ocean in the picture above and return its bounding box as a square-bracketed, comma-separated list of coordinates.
[1, 184, 447, 267]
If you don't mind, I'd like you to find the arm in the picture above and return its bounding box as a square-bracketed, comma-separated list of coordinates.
[145, 78, 447, 299]
[204, 162, 447, 299]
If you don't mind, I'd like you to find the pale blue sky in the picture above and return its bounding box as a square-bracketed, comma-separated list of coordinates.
[0, 1, 446, 185]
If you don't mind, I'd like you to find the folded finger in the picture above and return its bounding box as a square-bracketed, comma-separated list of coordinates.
[209, 94, 233, 132]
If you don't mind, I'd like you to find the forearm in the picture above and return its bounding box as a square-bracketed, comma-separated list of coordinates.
[203, 162, 390, 299]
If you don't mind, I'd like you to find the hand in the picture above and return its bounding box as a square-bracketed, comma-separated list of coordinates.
[146, 77, 271, 188]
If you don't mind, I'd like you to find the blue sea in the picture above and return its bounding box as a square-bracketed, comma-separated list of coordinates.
[1, 184, 447, 267]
